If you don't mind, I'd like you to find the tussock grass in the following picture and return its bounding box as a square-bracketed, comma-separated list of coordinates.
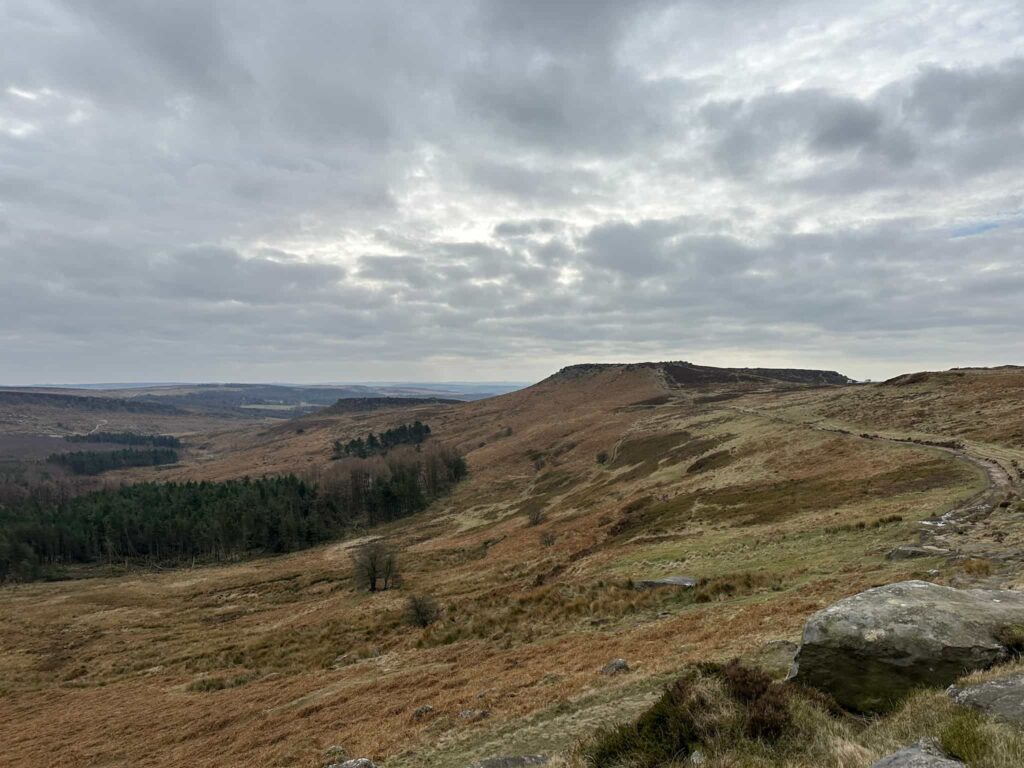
[572, 665, 1024, 768]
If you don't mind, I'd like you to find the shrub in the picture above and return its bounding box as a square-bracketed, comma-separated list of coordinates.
[578, 660, 824, 766]
[527, 507, 545, 526]
[717, 658, 771, 702]
[596, 450, 609, 465]
[961, 558, 993, 576]
[540, 532, 556, 547]
[405, 594, 441, 628]
[747, 683, 791, 741]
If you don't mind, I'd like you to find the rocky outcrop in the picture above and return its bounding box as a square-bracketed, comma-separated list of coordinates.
[601, 658, 630, 675]
[886, 545, 951, 561]
[948, 673, 1024, 724]
[870, 740, 964, 767]
[789, 581, 1024, 712]
[635, 576, 697, 589]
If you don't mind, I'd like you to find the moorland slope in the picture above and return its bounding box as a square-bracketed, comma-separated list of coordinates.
[0, 362, 1021, 767]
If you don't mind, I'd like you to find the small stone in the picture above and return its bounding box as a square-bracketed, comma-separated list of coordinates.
[601, 658, 630, 675]
[458, 708, 491, 722]
[634, 576, 697, 590]
[412, 704, 434, 721]
[690, 749, 706, 765]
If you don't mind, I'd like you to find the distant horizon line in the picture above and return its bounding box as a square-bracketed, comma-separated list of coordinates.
[0, 380, 535, 390]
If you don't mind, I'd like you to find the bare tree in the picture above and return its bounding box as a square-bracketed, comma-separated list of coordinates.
[351, 541, 399, 592]
[404, 594, 441, 627]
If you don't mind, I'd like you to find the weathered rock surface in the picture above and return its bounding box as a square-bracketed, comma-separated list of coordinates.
[948, 673, 1024, 723]
[467, 756, 549, 768]
[324, 745, 347, 760]
[601, 658, 630, 675]
[634, 576, 697, 589]
[887, 545, 951, 561]
[870, 740, 964, 767]
[329, 760, 376, 768]
[789, 580, 1024, 712]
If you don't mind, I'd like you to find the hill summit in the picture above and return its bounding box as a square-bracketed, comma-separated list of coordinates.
[547, 360, 854, 387]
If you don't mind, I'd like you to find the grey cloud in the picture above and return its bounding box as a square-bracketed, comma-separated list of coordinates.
[1, 1, 1022, 383]
[701, 58, 1024, 188]
[493, 219, 565, 238]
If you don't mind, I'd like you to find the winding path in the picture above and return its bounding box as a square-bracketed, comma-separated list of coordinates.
[719, 404, 1018, 548]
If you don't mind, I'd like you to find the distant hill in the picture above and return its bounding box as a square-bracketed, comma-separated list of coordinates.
[321, 396, 463, 414]
[548, 361, 853, 388]
[0, 390, 183, 415]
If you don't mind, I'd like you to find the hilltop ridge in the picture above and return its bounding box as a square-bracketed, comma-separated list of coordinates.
[547, 360, 853, 387]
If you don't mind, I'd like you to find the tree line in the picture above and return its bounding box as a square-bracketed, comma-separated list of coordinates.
[66, 432, 182, 448]
[333, 421, 431, 459]
[1, 444, 467, 581]
[47, 448, 180, 475]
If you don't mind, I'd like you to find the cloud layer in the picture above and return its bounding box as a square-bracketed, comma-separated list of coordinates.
[1, 0, 1022, 383]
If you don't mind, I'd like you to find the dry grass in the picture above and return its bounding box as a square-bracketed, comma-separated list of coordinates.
[0, 365, 1020, 767]
[568, 662, 1024, 768]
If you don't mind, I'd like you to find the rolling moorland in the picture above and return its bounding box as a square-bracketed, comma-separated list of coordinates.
[1, 362, 1023, 767]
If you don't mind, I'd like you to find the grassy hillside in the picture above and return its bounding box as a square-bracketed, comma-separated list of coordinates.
[0, 364, 1021, 767]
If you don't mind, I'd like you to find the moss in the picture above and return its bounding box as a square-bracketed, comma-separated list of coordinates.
[994, 624, 1024, 654]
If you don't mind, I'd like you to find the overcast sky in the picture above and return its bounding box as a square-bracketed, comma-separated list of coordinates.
[2, 1, 1023, 385]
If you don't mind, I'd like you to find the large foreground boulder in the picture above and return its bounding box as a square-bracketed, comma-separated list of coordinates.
[948, 672, 1024, 724]
[870, 739, 964, 767]
[789, 580, 1024, 712]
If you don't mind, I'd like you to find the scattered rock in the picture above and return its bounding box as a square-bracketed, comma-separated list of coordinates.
[634, 576, 697, 590]
[324, 745, 347, 761]
[948, 673, 1024, 724]
[601, 658, 630, 675]
[756, 639, 799, 675]
[458, 708, 491, 722]
[789, 580, 1024, 712]
[412, 704, 434, 721]
[328, 760, 376, 768]
[887, 545, 951, 561]
[869, 739, 964, 767]
[467, 757, 549, 768]
[689, 749, 706, 765]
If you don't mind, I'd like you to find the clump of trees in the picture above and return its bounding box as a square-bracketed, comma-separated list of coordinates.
[319, 444, 466, 527]
[1, 443, 467, 582]
[47, 448, 179, 475]
[333, 421, 431, 459]
[66, 432, 182, 448]
[352, 541, 399, 592]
